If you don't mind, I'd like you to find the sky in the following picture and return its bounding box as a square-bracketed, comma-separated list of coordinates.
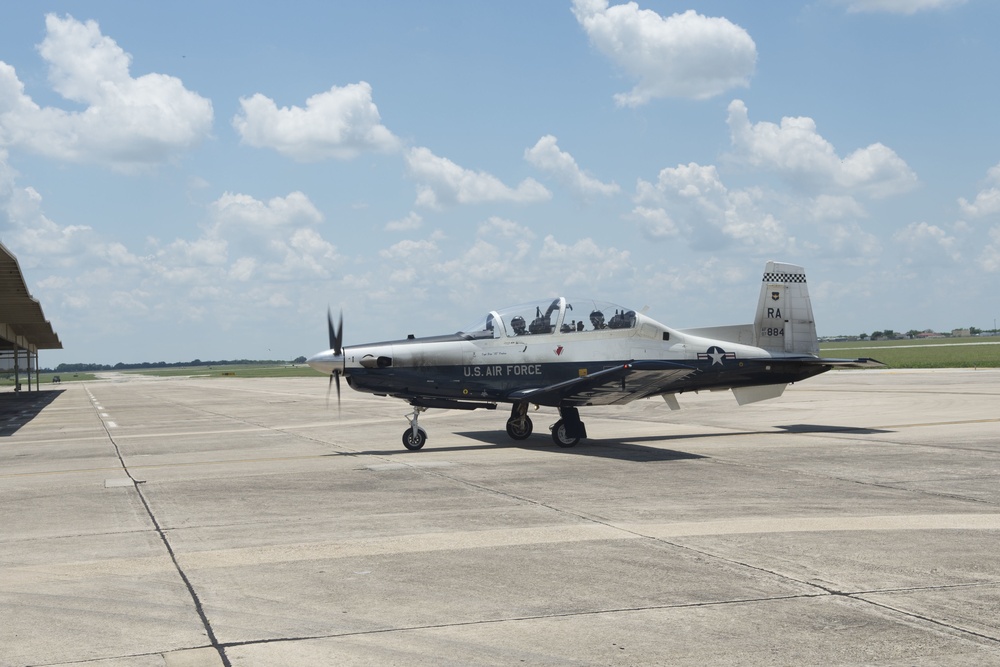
[2, 0, 999, 366]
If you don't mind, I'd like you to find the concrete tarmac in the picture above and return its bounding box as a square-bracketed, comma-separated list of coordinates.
[1, 369, 999, 666]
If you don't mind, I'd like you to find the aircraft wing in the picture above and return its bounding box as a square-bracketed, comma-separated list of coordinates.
[508, 360, 697, 407]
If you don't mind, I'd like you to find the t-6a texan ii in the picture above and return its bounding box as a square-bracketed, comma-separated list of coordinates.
[307, 261, 884, 450]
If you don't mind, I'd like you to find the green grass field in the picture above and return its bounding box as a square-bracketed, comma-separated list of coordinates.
[123, 364, 319, 378]
[820, 336, 1000, 368]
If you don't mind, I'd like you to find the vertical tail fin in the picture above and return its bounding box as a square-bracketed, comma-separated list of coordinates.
[753, 261, 818, 356]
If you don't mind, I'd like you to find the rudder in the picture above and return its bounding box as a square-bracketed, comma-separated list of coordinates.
[753, 261, 818, 356]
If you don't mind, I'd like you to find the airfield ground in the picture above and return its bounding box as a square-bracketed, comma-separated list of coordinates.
[1, 369, 999, 666]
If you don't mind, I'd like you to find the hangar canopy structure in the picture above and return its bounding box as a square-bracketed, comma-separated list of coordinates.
[1, 242, 61, 391]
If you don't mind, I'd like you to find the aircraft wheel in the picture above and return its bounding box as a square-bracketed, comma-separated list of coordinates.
[505, 415, 533, 440]
[551, 419, 579, 448]
[402, 427, 427, 450]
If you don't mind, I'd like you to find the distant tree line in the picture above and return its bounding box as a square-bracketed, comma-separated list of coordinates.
[861, 327, 992, 341]
[41, 358, 306, 373]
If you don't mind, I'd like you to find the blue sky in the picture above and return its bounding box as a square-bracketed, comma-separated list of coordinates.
[2, 0, 998, 366]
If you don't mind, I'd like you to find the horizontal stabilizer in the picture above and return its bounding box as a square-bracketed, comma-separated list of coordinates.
[767, 356, 888, 370]
[816, 357, 887, 369]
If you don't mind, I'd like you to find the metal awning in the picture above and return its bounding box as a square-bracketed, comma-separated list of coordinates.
[0, 241, 62, 352]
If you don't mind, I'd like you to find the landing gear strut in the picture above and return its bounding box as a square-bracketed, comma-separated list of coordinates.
[551, 406, 586, 448]
[402, 406, 428, 450]
[505, 403, 533, 440]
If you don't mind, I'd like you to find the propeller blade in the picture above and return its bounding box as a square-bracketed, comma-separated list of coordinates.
[336, 310, 343, 356]
[327, 308, 344, 356]
[335, 372, 342, 416]
[326, 308, 337, 352]
[325, 307, 344, 415]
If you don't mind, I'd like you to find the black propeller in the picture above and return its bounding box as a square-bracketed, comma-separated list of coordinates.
[327, 308, 344, 412]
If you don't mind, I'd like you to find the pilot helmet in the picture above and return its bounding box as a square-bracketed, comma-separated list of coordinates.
[590, 310, 605, 328]
[511, 315, 526, 334]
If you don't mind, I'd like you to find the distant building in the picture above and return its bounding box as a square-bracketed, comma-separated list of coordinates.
[952, 329, 971, 337]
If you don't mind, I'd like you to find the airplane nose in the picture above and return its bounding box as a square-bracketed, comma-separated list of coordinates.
[306, 350, 345, 375]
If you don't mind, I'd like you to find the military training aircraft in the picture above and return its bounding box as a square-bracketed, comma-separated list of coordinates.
[307, 261, 884, 450]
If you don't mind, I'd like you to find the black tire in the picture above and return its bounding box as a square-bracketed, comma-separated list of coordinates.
[506, 415, 533, 440]
[402, 427, 427, 450]
[551, 419, 579, 448]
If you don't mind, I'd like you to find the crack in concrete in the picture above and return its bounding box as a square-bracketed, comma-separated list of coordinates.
[84, 384, 232, 667]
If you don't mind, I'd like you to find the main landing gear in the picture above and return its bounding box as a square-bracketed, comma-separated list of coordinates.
[400, 403, 587, 451]
[550, 405, 586, 448]
[507, 403, 586, 447]
[505, 403, 533, 440]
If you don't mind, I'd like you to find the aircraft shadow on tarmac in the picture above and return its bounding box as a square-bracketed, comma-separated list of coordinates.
[775, 424, 894, 435]
[349, 433, 706, 462]
[0, 389, 64, 436]
[351, 422, 894, 462]
[432, 431, 711, 462]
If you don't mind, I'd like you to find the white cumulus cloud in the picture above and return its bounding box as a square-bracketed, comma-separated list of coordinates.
[233, 82, 400, 161]
[958, 163, 1000, 218]
[632, 206, 680, 240]
[726, 100, 917, 198]
[0, 14, 213, 170]
[208, 191, 323, 236]
[980, 226, 1000, 272]
[572, 0, 756, 105]
[893, 221, 961, 265]
[635, 162, 786, 250]
[524, 135, 620, 198]
[202, 191, 336, 280]
[406, 146, 551, 209]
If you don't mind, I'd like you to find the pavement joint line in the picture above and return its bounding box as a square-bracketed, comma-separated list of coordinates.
[215, 592, 830, 651]
[14, 514, 1000, 579]
[627, 531, 1000, 648]
[854, 594, 1000, 645]
[214, 581, 1000, 652]
[16, 644, 222, 667]
[83, 383, 233, 667]
[703, 455, 1000, 509]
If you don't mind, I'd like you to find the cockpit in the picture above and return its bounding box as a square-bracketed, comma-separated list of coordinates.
[460, 297, 638, 340]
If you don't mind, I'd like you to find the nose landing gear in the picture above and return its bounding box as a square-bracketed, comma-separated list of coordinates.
[402, 406, 428, 450]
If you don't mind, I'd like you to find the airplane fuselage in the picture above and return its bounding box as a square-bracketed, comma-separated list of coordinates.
[317, 310, 824, 408]
[307, 266, 883, 449]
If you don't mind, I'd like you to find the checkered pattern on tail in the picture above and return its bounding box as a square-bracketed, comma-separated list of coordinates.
[761, 272, 806, 283]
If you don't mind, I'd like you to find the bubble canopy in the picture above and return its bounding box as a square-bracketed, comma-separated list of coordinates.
[459, 297, 638, 339]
